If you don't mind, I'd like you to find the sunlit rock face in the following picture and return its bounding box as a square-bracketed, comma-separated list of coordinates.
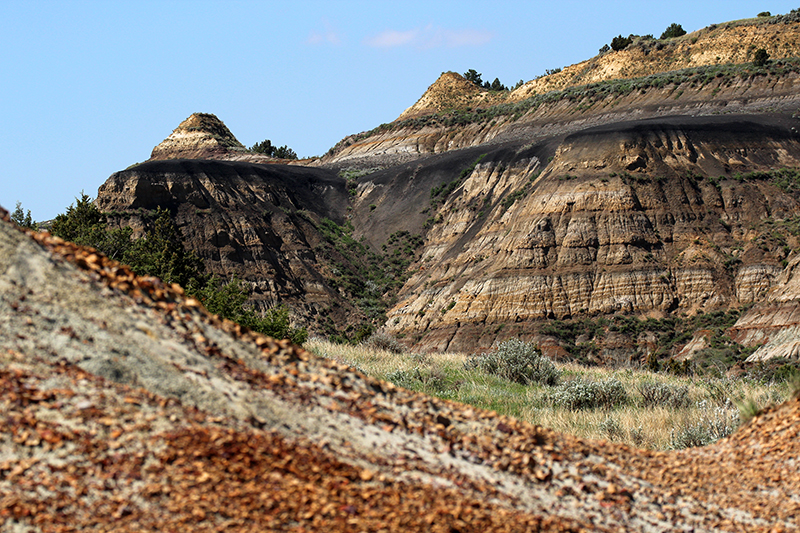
[363, 117, 800, 352]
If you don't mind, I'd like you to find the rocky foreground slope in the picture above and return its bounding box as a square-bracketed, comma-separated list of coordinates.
[2, 210, 800, 531]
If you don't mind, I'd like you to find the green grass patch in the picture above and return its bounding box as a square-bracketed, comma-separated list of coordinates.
[306, 337, 795, 450]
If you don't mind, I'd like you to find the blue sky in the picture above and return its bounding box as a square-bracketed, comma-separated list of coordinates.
[2, 0, 798, 220]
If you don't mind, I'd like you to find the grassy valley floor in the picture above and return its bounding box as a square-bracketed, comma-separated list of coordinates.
[305, 337, 798, 450]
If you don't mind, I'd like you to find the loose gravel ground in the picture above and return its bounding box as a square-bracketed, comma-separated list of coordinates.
[1, 210, 798, 532]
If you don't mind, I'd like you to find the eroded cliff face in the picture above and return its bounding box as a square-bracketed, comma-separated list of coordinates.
[95, 110, 800, 355]
[95, 159, 363, 332]
[359, 116, 800, 352]
[730, 254, 800, 361]
[91, 18, 800, 356]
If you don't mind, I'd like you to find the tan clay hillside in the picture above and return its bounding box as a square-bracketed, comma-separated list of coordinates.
[515, 16, 800, 98]
[398, 71, 510, 120]
[2, 211, 800, 531]
[399, 14, 800, 120]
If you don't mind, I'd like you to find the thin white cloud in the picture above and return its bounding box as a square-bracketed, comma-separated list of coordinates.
[365, 25, 492, 49]
[306, 20, 342, 46]
[367, 29, 419, 48]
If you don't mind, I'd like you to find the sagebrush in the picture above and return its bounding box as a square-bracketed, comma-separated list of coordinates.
[466, 340, 560, 386]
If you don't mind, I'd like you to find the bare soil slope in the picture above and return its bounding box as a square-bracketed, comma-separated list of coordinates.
[2, 210, 799, 531]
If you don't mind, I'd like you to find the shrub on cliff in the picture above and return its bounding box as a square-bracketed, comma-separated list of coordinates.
[195, 276, 307, 345]
[249, 139, 298, 160]
[463, 69, 483, 86]
[11, 202, 36, 230]
[51, 195, 307, 344]
[610, 35, 633, 51]
[660, 23, 686, 40]
[753, 48, 770, 66]
[125, 207, 205, 289]
[51, 193, 135, 262]
[466, 339, 560, 386]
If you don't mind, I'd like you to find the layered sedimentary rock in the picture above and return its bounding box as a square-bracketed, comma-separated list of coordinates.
[150, 112, 250, 160]
[326, 68, 800, 169]
[91, 15, 800, 354]
[95, 159, 362, 331]
[730, 254, 800, 361]
[149, 112, 287, 163]
[365, 116, 800, 351]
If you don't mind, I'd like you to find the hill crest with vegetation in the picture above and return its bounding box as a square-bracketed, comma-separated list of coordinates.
[398, 12, 800, 121]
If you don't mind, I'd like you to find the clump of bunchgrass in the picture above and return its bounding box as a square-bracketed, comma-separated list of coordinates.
[466, 339, 560, 386]
[363, 330, 405, 354]
[385, 367, 422, 389]
[637, 381, 691, 408]
[668, 399, 740, 449]
[599, 415, 625, 441]
[549, 377, 628, 410]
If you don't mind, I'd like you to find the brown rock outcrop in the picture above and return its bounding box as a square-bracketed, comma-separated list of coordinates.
[95, 158, 363, 333]
[150, 112, 250, 160]
[358, 116, 800, 351]
[731, 255, 800, 361]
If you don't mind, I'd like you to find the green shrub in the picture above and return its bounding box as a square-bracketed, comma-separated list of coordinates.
[463, 69, 483, 86]
[754, 48, 770, 66]
[610, 35, 632, 51]
[550, 378, 628, 410]
[249, 139, 298, 159]
[466, 339, 559, 386]
[660, 23, 686, 40]
[10, 202, 36, 230]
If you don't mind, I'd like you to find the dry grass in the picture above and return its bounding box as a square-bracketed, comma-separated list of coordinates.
[304, 338, 794, 450]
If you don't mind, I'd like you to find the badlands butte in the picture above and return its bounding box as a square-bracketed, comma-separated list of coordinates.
[96, 11, 800, 363]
